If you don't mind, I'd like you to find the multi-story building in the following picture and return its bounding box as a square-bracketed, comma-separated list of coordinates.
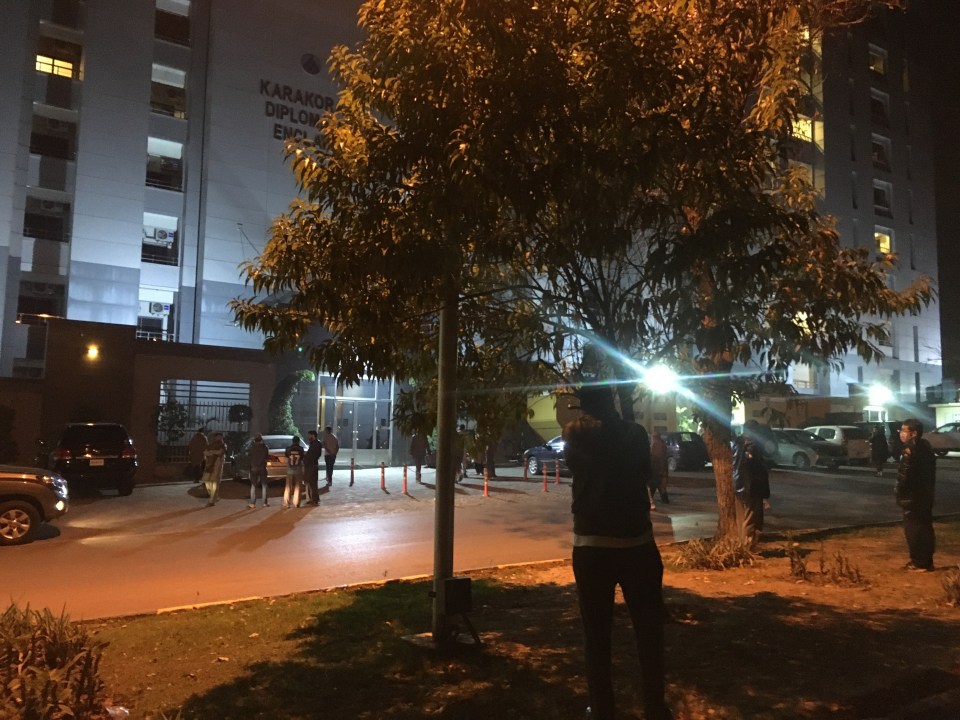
[767, 9, 942, 424]
[0, 2, 943, 438]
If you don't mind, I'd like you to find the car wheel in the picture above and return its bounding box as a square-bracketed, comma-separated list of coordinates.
[792, 452, 811, 470]
[526, 456, 541, 476]
[0, 500, 41, 546]
[667, 457, 678, 473]
[117, 478, 135, 496]
[935, 449, 949, 458]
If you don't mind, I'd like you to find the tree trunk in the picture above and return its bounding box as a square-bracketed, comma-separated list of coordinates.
[699, 391, 738, 539]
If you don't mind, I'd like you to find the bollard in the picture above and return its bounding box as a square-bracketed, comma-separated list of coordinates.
[403, 464, 408, 495]
[381, 462, 386, 491]
[483, 466, 489, 497]
[523, 460, 528, 482]
[350, 457, 355, 487]
[543, 463, 548, 492]
[555, 461, 560, 485]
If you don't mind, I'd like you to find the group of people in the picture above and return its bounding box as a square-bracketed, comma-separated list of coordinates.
[186, 427, 340, 509]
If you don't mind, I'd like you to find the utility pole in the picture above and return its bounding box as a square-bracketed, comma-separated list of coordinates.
[431, 280, 458, 646]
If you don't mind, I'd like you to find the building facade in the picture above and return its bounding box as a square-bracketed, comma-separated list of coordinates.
[0, 2, 944, 442]
[777, 10, 942, 421]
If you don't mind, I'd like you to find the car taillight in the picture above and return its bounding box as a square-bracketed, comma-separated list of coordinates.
[53, 448, 72, 461]
[121, 447, 137, 460]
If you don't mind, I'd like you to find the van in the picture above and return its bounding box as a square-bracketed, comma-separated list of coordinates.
[803, 425, 871, 465]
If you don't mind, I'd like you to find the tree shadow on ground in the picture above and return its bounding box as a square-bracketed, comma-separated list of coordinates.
[171, 574, 960, 719]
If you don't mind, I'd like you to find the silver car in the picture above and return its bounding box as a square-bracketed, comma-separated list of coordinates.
[773, 429, 846, 470]
[229, 435, 307, 480]
[0, 465, 69, 546]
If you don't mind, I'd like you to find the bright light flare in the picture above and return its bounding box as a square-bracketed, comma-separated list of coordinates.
[642, 364, 679, 393]
[868, 383, 893, 406]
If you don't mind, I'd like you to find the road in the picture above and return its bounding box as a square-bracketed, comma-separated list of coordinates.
[6, 461, 960, 620]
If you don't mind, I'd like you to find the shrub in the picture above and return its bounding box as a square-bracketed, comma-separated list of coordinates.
[673, 537, 759, 570]
[943, 565, 960, 607]
[785, 542, 866, 586]
[0, 603, 107, 719]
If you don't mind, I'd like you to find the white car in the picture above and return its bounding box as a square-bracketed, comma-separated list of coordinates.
[924, 422, 960, 456]
[773, 429, 847, 470]
[803, 425, 871, 465]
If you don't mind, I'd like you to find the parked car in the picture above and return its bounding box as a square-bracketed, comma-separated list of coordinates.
[854, 421, 905, 461]
[732, 423, 779, 469]
[923, 422, 960, 456]
[229, 434, 307, 480]
[663, 431, 710, 471]
[803, 424, 871, 465]
[523, 435, 566, 476]
[50, 422, 138, 495]
[773, 428, 846, 469]
[0, 465, 69, 546]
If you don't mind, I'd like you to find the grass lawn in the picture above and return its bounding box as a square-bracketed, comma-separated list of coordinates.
[88, 519, 960, 719]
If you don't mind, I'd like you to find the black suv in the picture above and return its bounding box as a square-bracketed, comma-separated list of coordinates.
[0, 465, 69, 546]
[51, 423, 138, 495]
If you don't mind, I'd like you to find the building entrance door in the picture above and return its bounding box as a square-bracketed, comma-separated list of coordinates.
[330, 400, 381, 466]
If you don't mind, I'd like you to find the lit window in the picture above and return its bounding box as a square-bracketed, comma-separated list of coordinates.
[790, 115, 823, 149]
[35, 54, 73, 78]
[868, 45, 887, 76]
[151, 64, 187, 118]
[874, 227, 892, 254]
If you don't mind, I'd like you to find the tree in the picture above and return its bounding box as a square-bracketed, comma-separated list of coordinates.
[268, 370, 314, 438]
[233, 0, 926, 551]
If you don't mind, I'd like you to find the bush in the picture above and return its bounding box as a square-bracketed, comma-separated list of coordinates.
[672, 536, 759, 570]
[785, 542, 866, 586]
[0, 603, 107, 719]
[943, 565, 960, 607]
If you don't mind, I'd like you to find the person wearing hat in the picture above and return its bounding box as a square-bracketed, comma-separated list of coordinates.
[247, 433, 270, 508]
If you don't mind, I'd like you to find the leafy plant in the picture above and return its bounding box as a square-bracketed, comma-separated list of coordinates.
[152, 400, 190, 445]
[0, 603, 107, 719]
[786, 542, 866, 586]
[268, 370, 314, 438]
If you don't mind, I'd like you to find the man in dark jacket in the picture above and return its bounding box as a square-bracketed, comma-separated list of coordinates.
[896, 418, 936, 571]
[563, 384, 673, 720]
[732, 420, 771, 548]
[304, 430, 323, 504]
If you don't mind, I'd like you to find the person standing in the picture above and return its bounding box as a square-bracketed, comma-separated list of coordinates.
[247, 433, 270, 508]
[304, 430, 323, 504]
[649, 432, 670, 506]
[201, 432, 226, 506]
[322, 426, 339, 486]
[187, 428, 208, 482]
[869, 425, 890, 478]
[409, 431, 429, 483]
[732, 420, 770, 548]
[284, 436, 305, 508]
[896, 418, 936, 572]
[562, 384, 673, 720]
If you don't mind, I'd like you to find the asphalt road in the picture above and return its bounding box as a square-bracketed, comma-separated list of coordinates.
[5, 461, 959, 620]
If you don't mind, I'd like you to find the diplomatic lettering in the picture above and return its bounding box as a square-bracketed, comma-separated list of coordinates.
[260, 79, 334, 143]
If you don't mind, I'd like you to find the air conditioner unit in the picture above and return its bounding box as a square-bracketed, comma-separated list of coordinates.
[45, 118, 67, 132]
[40, 200, 61, 211]
[156, 229, 169, 240]
[149, 302, 167, 314]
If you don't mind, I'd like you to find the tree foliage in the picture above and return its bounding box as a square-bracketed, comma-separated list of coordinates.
[233, 0, 930, 536]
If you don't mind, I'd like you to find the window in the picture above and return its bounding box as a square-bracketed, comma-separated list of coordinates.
[29, 115, 77, 160]
[874, 227, 892, 254]
[35, 55, 73, 78]
[908, 233, 916, 270]
[142, 212, 179, 265]
[871, 135, 891, 171]
[913, 326, 920, 363]
[22, 197, 71, 242]
[151, 64, 187, 119]
[17, 281, 65, 325]
[145, 137, 183, 191]
[873, 180, 892, 216]
[870, 90, 889, 126]
[791, 115, 823, 149]
[868, 44, 887, 76]
[849, 125, 857, 161]
[155, 0, 190, 45]
[851, 172, 858, 209]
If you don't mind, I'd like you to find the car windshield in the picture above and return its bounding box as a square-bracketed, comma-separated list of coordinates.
[61, 425, 128, 446]
[782, 430, 822, 443]
[936, 423, 960, 433]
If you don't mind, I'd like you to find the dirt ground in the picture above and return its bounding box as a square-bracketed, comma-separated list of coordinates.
[468, 520, 960, 720]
